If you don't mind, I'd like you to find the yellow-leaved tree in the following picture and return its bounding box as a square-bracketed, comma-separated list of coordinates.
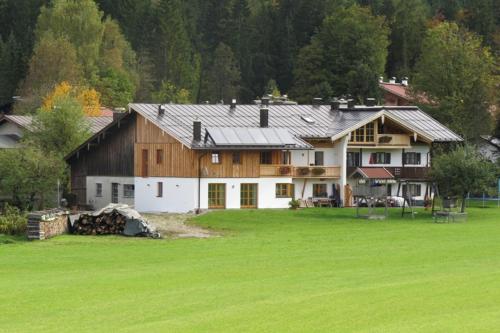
[43, 81, 102, 116]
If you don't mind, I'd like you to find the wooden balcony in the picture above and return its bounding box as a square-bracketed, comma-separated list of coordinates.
[260, 165, 341, 178]
[376, 134, 411, 146]
[386, 167, 430, 180]
[349, 133, 411, 147]
[347, 166, 430, 180]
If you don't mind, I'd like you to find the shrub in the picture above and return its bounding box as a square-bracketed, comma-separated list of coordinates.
[0, 204, 27, 236]
[289, 199, 300, 210]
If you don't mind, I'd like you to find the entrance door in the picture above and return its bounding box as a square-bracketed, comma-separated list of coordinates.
[208, 184, 226, 209]
[111, 183, 119, 203]
[241, 183, 258, 209]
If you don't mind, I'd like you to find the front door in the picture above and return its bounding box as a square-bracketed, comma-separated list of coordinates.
[111, 183, 119, 203]
[241, 183, 258, 209]
[208, 184, 226, 209]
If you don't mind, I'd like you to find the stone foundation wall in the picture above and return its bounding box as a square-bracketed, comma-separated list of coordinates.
[27, 210, 69, 240]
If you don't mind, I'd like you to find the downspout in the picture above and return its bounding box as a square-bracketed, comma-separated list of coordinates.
[197, 151, 209, 214]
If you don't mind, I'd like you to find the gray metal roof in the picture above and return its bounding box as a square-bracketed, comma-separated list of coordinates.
[1, 115, 112, 135]
[2, 115, 33, 129]
[129, 103, 462, 148]
[204, 127, 311, 149]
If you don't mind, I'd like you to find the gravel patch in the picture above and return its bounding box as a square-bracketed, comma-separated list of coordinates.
[142, 213, 216, 239]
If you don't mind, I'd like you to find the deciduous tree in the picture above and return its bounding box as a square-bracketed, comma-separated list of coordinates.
[413, 22, 496, 140]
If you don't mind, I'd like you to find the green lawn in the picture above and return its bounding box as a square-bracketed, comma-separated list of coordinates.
[1, 208, 500, 332]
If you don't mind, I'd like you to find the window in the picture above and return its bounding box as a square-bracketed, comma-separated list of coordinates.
[260, 151, 273, 165]
[347, 152, 361, 167]
[211, 152, 221, 164]
[281, 151, 291, 165]
[157, 182, 163, 197]
[232, 152, 241, 164]
[365, 122, 375, 142]
[313, 184, 328, 198]
[241, 184, 258, 208]
[403, 184, 421, 197]
[123, 184, 135, 198]
[314, 151, 324, 166]
[352, 122, 376, 143]
[96, 183, 102, 197]
[208, 183, 226, 209]
[404, 152, 421, 165]
[111, 183, 119, 203]
[276, 183, 294, 198]
[369, 152, 391, 164]
[156, 149, 164, 164]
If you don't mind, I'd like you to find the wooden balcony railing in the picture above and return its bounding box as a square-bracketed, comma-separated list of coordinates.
[376, 134, 411, 146]
[347, 166, 430, 180]
[260, 165, 341, 178]
[349, 133, 411, 147]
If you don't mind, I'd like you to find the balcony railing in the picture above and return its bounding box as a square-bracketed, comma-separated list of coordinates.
[346, 166, 430, 180]
[260, 165, 341, 178]
[349, 133, 411, 147]
[376, 134, 411, 146]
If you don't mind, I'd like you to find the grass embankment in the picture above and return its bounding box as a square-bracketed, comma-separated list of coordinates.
[1, 208, 500, 332]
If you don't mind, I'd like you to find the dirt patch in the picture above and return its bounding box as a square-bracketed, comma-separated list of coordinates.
[142, 213, 217, 239]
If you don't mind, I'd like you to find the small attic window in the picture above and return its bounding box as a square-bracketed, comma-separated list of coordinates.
[301, 115, 315, 124]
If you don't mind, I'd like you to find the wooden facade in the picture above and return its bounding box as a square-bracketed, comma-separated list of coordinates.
[134, 114, 286, 178]
[69, 113, 136, 204]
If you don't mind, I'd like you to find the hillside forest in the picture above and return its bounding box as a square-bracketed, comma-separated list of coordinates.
[0, 0, 498, 140]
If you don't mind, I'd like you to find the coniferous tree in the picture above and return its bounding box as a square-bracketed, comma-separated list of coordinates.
[0, 34, 23, 107]
[202, 43, 241, 103]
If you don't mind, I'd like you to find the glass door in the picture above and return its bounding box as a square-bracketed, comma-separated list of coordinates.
[208, 184, 226, 209]
[241, 184, 258, 209]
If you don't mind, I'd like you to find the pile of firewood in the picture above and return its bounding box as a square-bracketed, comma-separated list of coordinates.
[72, 212, 127, 235]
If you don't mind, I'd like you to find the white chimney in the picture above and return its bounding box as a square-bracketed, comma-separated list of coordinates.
[401, 77, 409, 86]
[389, 77, 396, 84]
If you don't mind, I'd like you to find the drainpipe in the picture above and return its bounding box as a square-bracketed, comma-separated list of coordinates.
[197, 151, 209, 214]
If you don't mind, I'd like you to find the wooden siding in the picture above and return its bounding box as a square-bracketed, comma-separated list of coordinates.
[134, 114, 263, 178]
[69, 113, 136, 204]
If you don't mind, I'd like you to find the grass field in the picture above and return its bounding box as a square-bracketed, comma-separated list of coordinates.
[1, 208, 500, 332]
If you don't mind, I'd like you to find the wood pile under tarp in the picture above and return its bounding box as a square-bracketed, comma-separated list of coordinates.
[70, 204, 160, 238]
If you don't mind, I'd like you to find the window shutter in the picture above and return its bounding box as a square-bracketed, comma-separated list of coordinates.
[369, 153, 375, 164]
[386, 153, 391, 164]
[417, 153, 421, 165]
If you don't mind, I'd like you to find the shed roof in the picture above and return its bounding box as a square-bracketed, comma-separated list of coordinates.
[349, 167, 395, 179]
[0, 115, 112, 134]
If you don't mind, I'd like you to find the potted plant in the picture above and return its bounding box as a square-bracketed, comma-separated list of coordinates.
[289, 199, 300, 210]
[297, 167, 310, 176]
[311, 167, 326, 176]
[279, 166, 292, 175]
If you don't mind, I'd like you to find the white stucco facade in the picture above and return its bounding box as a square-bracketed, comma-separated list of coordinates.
[86, 176, 135, 209]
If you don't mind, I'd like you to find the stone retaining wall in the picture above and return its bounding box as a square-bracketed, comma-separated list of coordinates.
[27, 210, 69, 240]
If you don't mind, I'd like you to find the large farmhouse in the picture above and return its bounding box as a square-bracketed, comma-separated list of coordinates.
[66, 100, 461, 213]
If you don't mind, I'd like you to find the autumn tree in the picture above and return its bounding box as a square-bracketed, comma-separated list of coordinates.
[413, 22, 496, 140]
[16, 34, 83, 113]
[42, 82, 101, 117]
